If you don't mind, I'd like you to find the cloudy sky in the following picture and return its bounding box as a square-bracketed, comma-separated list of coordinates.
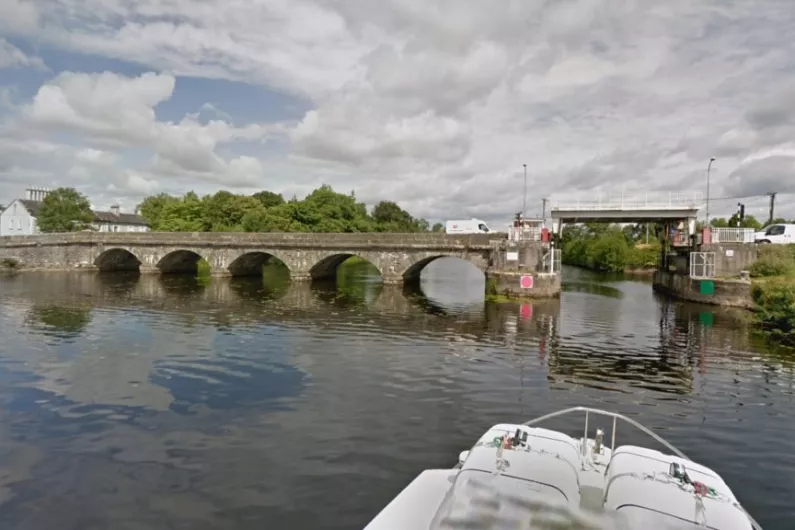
[1, 0, 794, 224]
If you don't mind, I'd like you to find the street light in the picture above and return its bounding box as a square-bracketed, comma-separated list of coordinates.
[706, 157, 715, 226]
[522, 164, 527, 218]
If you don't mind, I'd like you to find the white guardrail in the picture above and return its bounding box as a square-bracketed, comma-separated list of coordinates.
[551, 192, 704, 211]
[710, 227, 755, 243]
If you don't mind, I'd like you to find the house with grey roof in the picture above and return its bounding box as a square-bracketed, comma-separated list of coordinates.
[0, 188, 150, 236]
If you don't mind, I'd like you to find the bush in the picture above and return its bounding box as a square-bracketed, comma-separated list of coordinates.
[626, 245, 659, 270]
[561, 228, 659, 272]
[751, 278, 795, 346]
[750, 245, 795, 278]
[1, 258, 19, 269]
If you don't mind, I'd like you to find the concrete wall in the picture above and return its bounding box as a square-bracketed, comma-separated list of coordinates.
[0, 232, 511, 284]
[652, 270, 753, 309]
[699, 243, 758, 277]
[486, 271, 562, 300]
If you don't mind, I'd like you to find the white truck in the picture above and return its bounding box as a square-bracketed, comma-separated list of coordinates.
[445, 218, 491, 234]
[754, 223, 795, 244]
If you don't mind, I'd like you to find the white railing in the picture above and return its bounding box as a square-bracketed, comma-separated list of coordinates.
[538, 248, 562, 273]
[508, 225, 541, 241]
[551, 191, 704, 211]
[690, 251, 715, 278]
[711, 227, 755, 244]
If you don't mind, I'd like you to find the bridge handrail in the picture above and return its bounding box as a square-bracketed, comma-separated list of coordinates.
[551, 191, 704, 211]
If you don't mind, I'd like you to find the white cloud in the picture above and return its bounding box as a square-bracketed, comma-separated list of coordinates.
[0, 38, 46, 70]
[1, 70, 282, 209]
[2, 0, 795, 220]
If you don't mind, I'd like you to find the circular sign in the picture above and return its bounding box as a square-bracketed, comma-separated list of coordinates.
[520, 275, 533, 289]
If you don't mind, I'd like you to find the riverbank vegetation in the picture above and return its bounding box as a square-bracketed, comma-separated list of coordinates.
[561, 223, 660, 273]
[750, 245, 795, 346]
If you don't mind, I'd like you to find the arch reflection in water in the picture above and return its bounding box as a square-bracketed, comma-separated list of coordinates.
[311, 256, 383, 307]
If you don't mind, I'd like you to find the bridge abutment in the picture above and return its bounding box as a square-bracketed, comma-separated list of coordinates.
[484, 240, 562, 300]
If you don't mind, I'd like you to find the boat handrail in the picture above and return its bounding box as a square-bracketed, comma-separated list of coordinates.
[521, 406, 764, 530]
[522, 406, 689, 460]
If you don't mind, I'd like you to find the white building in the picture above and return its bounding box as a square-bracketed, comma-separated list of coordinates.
[0, 188, 150, 236]
[92, 204, 150, 233]
[0, 188, 48, 236]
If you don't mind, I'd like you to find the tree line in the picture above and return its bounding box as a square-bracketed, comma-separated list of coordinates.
[561, 223, 661, 273]
[31, 186, 446, 234]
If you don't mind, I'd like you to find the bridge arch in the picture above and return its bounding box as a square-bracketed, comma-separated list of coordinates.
[227, 251, 290, 277]
[157, 250, 205, 275]
[309, 253, 383, 282]
[401, 255, 487, 283]
[94, 248, 142, 272]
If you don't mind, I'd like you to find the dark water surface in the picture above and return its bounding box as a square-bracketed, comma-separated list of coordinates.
[0, 261, 793, 529]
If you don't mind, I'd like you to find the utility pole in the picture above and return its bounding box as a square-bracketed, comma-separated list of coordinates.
[768, 192, 777, 225]
[705, 157, 715, 226]
[522, 164, 527, 218]
[541, 198, 548, 221]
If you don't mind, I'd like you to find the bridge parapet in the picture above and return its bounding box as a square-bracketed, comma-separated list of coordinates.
[0, 231, 499, 250]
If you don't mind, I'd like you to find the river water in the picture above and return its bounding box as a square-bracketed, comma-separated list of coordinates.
[0, 260, 792, 529]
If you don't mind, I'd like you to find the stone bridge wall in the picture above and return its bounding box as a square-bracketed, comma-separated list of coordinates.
[0, 232, 510, 284]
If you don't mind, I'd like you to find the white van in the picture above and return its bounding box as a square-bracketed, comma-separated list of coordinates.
[755, 223, 795, 244]
[445, 218, 491, 234]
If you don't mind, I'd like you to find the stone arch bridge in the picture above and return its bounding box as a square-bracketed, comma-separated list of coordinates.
[0, 232, 506, 284]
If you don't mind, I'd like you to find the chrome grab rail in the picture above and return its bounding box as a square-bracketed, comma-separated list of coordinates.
[521, 407, 763, 530]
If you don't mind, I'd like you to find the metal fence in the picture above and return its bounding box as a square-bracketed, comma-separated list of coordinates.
[551, 191, 704, 211]
[689, 252, 715, 278]
[538, 248, 562, 274]
[711, 227, 755, 243]
[508, 226, 541, 241]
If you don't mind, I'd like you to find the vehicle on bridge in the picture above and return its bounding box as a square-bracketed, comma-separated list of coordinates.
[754, 223, 795, 244]
[445, 218, 491, 234]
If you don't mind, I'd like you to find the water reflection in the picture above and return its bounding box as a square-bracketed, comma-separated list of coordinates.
[0, 264, 793, 529]
[25, 305, 93, 337]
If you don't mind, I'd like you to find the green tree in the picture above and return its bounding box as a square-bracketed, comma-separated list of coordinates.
[37, 187, 94, 233]
[372, 200, 415, 231]
[137, 193, 180, 230]
[252, 190, 285, 209]
[431, 222, 444, 232]
[135, 184, 436, 234]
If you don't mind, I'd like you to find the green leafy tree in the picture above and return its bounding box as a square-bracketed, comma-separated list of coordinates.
[252, 190, 285, 209]
[135, 185, 435, 234]
[431, 222, 444, 232]
[137, 193, 180, 230]
[561, 223, 660, 272]
[37, 187, 94, 233]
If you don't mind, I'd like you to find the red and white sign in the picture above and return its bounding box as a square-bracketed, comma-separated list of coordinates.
[520, 275, 533, 289]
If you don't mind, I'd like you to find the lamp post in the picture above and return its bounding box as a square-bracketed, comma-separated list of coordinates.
[706, 157, 715, 226]
[522, 164, 527, 218]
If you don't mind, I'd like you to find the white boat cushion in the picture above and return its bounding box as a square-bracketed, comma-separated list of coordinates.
[604, 446, 751, 530]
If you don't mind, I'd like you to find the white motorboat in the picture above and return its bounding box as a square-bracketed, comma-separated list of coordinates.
[364, 407, 762, 530]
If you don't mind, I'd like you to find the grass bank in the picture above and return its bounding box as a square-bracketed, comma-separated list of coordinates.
[749, 245, 795, 347]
